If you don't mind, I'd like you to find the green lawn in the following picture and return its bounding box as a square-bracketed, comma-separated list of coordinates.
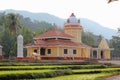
[0, 65, 62, 69]
[73, 68, 120, 73]
[0, 62, 119, 79]
[41, 73, 112, 80]
[0, 64, 107, 71]
[0, 70, 52, 75]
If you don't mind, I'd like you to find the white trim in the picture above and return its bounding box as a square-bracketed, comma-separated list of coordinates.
[34, 36, 73, 40]
[92, 48, 113, 50]
[25, 45, 87, 48]
[24, 45, 40, 48]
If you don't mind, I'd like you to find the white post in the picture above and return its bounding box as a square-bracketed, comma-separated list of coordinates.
[17, 34, 23, 58]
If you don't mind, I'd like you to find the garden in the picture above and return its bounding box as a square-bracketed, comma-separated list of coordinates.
[0, 61, 120, 80]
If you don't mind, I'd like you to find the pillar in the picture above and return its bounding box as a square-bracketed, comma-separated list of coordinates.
[16, 35, 24, 60]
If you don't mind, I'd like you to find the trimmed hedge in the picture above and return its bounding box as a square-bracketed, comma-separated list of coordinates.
[0, 62, 94, 66]
[0, 70, 72, 79]
[0, 65, 107, 71]
[67, 65, 107, 69]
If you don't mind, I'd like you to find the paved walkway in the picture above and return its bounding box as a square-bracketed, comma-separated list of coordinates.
[99, 60, 120, 65]
[105, 74, 120, 80]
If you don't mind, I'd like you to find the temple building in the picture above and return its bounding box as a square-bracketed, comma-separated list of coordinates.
[25, 13, 111, 60]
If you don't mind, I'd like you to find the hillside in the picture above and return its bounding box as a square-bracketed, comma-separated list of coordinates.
[0, 9, 117, 39]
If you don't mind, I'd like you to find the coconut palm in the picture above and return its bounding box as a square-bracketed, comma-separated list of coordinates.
[2, 13, 21, 59]
[108, 0, 118, 3]
[4, 13, 21, 35]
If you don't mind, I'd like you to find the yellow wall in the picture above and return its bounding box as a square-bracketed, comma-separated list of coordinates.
[27, 47, 40, 57]
[57, 47, 89, 58]
[45, 47, 57, 57]
[104, 50, 110, 59]
[27, 46, 90, 59]
[64, 28, 82, 43]
[99, 38, 109, 49]
[98, 38, 110, 59]
[77, 48, 82, 57]
[27, 47, 58, 57]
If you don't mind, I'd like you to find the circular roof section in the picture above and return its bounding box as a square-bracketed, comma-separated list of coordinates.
[68, 13, 78, 23]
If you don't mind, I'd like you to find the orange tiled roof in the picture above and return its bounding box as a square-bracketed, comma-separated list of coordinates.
[25, 39, 91, 48]
[34, 27, 73, 39]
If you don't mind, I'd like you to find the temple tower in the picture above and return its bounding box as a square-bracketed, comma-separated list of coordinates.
[64, 13, 83, 43]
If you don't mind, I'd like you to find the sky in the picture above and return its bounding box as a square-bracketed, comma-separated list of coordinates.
[0, 0, 120, 30]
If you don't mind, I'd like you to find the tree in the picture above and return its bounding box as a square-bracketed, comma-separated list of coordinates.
[0, 12, 5, 32]
[21, 27, 33, 44]
[1, 13, 21, 58]
[108, 0, 118, 3]
[118, 28, 120, 37]
[82, 31, 95, 46]
[110, 28, 120, 59]
[4, 13, 21, 35]
[1, 31, 17, 58]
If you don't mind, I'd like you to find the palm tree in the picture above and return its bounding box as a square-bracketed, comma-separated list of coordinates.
[108, 0, 118, 3]
[4, 13, 21, 35]
[3, 13, 21, 59]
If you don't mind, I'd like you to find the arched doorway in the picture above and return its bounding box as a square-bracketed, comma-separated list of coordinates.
[101, 51, 104, 59]
[93, 50, 97, 59]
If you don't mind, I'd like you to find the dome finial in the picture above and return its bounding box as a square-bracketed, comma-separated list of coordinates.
[70, 13, 75, 17]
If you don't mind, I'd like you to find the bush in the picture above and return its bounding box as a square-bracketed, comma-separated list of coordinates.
[0, 70, 73, 79]
[67, 65, 107, 69]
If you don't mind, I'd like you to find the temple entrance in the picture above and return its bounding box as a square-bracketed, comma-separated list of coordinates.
[40, 48, 45, 55]
[101, 51, 104, 59]
[93, 51, 97, 58]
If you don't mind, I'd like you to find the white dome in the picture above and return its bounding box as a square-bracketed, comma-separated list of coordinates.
[67, 13, 78, 23]
[69, 16, 77, 23]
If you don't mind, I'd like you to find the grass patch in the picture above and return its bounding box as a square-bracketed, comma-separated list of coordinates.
[0, 65, 63, 71]
[73, 68, 120, 74]
[0, 64, 107, 71]
[41, 73, 113, 80]
[0, 62, 119, 79]
[0, 70, 52, 75]
[0, 62, 97, 66]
